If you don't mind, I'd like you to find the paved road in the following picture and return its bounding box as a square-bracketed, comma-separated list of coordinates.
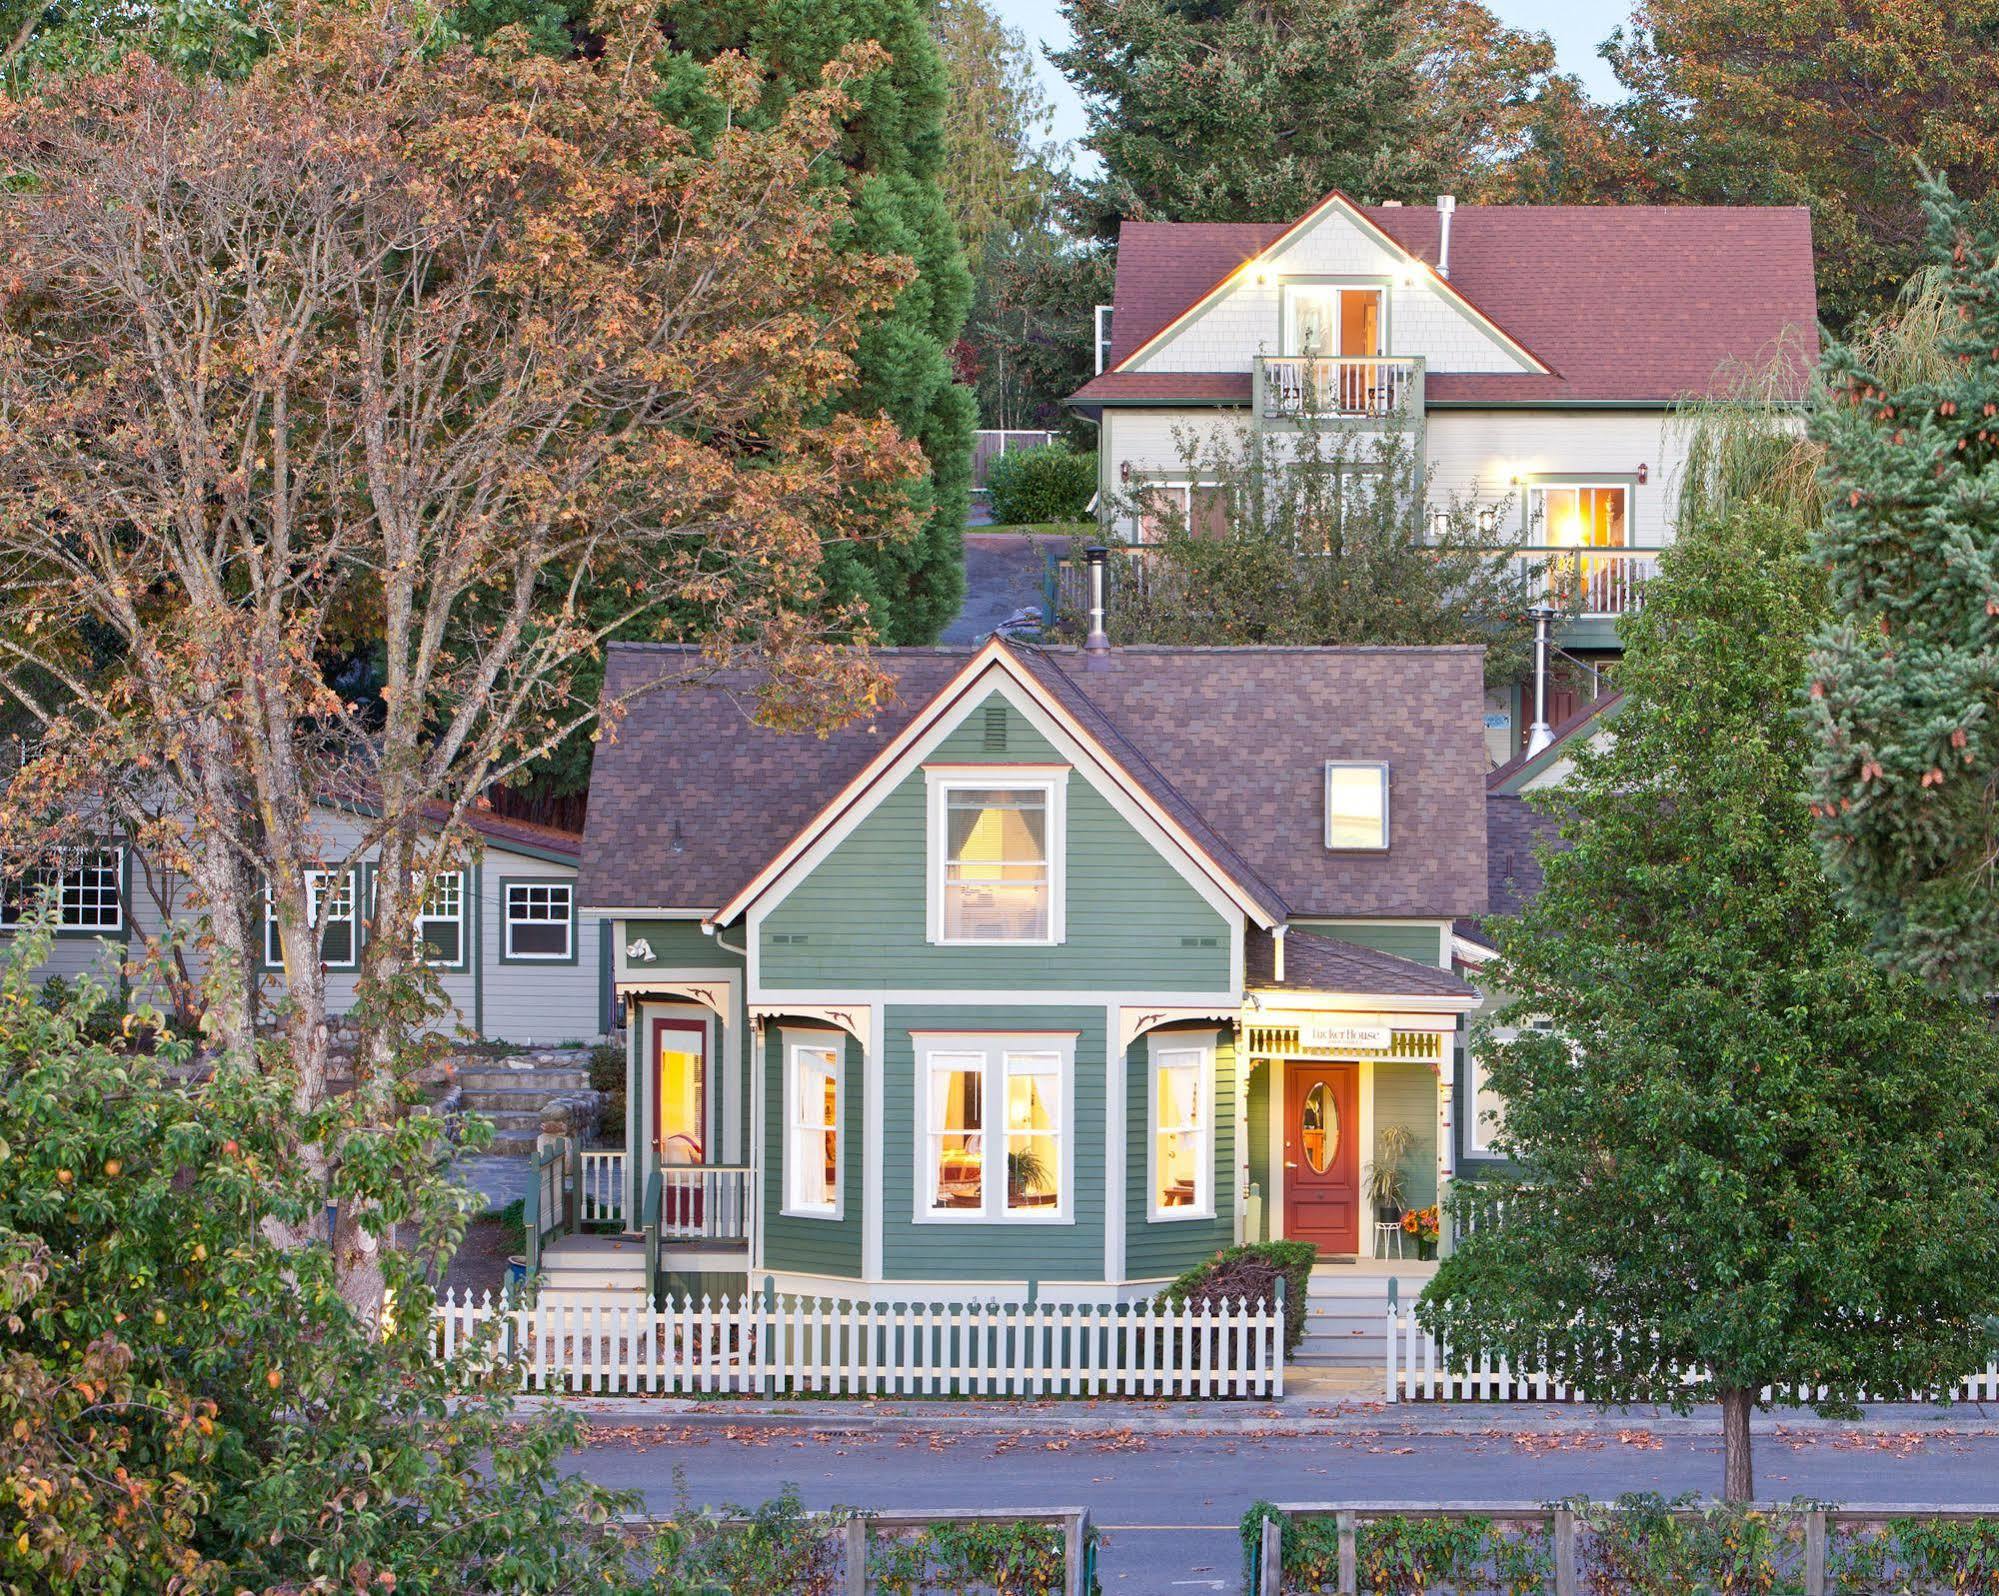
[567, 1416, 1999, 1592]
[943, 531, 1069, 644]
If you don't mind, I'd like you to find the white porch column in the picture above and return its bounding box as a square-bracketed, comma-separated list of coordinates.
[1437, 1047, 1455, 1253]
[1104, 1005, 1125, 1285]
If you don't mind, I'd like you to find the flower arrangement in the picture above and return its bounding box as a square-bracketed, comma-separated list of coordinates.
[1400, 1205, 1441, 1258]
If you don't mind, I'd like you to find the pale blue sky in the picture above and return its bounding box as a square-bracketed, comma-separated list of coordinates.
[994, 0, 1632, 160]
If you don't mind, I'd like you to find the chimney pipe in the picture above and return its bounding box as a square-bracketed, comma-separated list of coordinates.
[1525, 604, 1556, 757]
[1083, 545, 1112, 667]
[1436, 193, 1456, 279]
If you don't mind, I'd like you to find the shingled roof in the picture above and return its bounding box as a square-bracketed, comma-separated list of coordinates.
[579, 640, 1489, 922]
[1246, 927, 1474, 999]
[1071, 202, 1818, 409]
[1455, 793, 1564, 949]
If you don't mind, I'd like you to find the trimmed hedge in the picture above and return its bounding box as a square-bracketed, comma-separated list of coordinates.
[1157, 1241, 1316, 1357]
[986, 442, 1097, 525]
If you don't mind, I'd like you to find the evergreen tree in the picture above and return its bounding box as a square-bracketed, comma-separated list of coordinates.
[1806, 177, 1999, 991]
[1424, 499, 1999, 1502]
[662, 0, 975, 645]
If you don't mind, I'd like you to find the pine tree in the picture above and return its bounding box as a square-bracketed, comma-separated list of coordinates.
[1806, 177, 1999, 991]
[662, 0, 974, 645]
[1425, 499, 1999, 1503]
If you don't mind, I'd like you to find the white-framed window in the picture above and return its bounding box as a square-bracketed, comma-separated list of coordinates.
[782, 1032, 843, 1219]
[415, 870, 465, 968]
[265, 869, 357, 968]
[914, 1033, 1075, 1223]
[1324, 762, 1390, 851]
[924, 768, 1067, 946]
[1094, 304, 1115, 375]
[0, 845, 124, 933]
[1528, 482, 1628, 549]
[1281, 283, 1384, 358]
[504, 880, 573, 960]
[1466, 1048, 1505, 1155]
[1148, 1032, 1215, 1221]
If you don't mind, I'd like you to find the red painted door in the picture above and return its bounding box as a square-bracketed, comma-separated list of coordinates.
[1284, 1064, 1359, 1253]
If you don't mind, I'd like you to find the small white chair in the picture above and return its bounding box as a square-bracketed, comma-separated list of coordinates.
[1373, 1219, 1405, 1259]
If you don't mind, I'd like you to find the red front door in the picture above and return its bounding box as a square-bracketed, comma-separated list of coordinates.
[1284, 1063, 1359, 1253]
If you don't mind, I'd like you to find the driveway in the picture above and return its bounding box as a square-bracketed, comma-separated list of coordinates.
[943, 532, 1071, 645]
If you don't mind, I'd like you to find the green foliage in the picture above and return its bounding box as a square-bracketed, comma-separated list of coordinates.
[493, 1196, 528, 1254]
[0, 925, 644, 1592]
[1, 0, 272, 84]
[986, 443, 1097, 525]
[675, 1487, 844, 1591]
[1159, 1242, 1314, 1356]
[1087, 409, 1541, 684]
[590, 1040, 628, 1145]
[931, 0, 1059, 249]
[660, 0, 975, 647]
[1805, 177, 1999, 996]
[1423, 495, 1999, 1498]
[959, 226, 1110, 433]
[871, 1519, 1075, 1594]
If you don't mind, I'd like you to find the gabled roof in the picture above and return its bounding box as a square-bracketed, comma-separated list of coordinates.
[1247, 927, 1475, 1000]
[1454, 793, 1564, 949]
[1486, 690, 1624, 795]
[1074, 202, 1818, 409]
[578, 639, 1490, 923]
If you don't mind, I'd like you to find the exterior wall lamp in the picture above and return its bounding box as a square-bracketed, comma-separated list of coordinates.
[1638, 462, 1649, 485]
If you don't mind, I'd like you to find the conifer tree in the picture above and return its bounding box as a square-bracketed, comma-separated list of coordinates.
[1806, 178, 1999, 993]
[662, 0, 975, 644]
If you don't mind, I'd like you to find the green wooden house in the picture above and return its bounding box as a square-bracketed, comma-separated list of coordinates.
[575, 634, 1490, 1303]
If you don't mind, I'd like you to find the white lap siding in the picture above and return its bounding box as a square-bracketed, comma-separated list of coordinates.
[478, 850, 603, 1046]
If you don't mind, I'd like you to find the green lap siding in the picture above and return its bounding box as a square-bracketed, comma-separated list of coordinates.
[760, 694, 1233, 990]
[882, 1003, 1106, 1282]
[1124, 1026, 1235, 1281]
[1371, 1060, 1438, 1211]
[1295, 919, 1449, 969]
[622, 918, 734, 967]
[760, 1027, 864, 1278]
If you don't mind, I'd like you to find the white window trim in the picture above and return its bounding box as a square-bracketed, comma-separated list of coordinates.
[923, 766, 1068, 947]
[504, 880, 574, 961]
[1094, 304, 1114, 375]
[1280, 281, 1386, 358]
[405, 868, 466, 969]
[780, 1028, 844, 1221]
[1146, 1030, 1217, 1222]
[1526, 481, 1631, 548]
[276, 869, 358, 970]
[1466, 1046, 1500, 1156]
[912, 1031, 1077, 1225]
[0, 845, 125, 933]
[1324, 761, 1391, 852]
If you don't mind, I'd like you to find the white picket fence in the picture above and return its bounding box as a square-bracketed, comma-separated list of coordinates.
[1384, 1308, 1999, 1404]
[433, 1287, 1285, 1398]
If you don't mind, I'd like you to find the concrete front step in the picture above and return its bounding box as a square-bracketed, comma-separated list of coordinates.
[457, 1067, 593, 1093]
[459, 1088, 579, 1113]
[538, 1282, 650, 1307]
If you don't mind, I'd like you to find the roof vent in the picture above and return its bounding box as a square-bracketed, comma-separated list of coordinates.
[983, 704, 1007, 752]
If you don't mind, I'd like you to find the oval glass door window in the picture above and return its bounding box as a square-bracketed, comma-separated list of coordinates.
[1301, 1081, 1337, 1174]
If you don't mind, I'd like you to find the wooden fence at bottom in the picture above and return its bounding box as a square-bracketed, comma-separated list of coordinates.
[433, 1284, 1284, 1398]
[1252, 1502, 1999, 1596]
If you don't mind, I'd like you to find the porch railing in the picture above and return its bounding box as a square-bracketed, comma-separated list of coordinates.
[1518, 547, 1661, 618]
[1255, 355, 1422, 420]
[578, 1149, 625, 1227]
[522, 1138, 568, 1275]
[659, 1164, 753, 1244]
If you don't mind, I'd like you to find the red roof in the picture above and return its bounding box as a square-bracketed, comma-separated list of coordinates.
[1078, 203, 1818, 407]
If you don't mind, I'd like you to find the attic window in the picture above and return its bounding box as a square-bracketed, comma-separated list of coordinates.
[1325, 762, 1390, 851]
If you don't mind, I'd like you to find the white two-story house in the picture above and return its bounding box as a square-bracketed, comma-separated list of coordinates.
[1065, 191, 1819, 761]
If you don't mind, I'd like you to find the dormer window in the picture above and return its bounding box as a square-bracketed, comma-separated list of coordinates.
[1324, 762, 1390, 851]
[925, 767, 1068, 945]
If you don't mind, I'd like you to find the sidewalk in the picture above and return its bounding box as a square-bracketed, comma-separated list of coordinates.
[516, 1387, 1999, 1439]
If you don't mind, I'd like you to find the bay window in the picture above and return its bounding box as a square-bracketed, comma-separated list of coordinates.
[926, 770, 1066, 946]
[915, 1033, 1074, 1222]
[1148, 1033, 1215, 1220]
[783, 1033, 843, 1218]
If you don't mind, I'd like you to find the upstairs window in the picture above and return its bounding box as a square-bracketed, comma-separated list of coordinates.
[1282, 284, 1384, 358]
[1325, 762, 1390, 851]
[0, 846, 124, 933]
[926, 770, 1066, 945]
[1530, 483, 1628, 549]
[1094, 305, 1115, 375]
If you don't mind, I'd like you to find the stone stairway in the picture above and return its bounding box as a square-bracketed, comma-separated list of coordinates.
[452, 1056, 597, 1155]
[1293, 1268, 1428, 1374]
[535, 1232, 649, 1307]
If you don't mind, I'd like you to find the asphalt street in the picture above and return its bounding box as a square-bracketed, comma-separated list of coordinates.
[565, 1413, 1999, 1592]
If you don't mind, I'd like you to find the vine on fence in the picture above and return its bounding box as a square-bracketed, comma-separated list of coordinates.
[870, 1520, 1078, 1593]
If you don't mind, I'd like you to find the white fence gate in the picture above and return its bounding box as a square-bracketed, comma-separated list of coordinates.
[1384, 1307, 1999, 1404]
[435, 1288, 1285, 1399]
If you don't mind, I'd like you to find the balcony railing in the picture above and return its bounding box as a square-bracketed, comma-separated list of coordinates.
[1520, 548, 1661, 619]
[1255, 355, 1423, 420]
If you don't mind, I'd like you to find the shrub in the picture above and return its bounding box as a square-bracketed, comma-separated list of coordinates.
[986, 443, 1097, 525]
[589, 1040, 626, 1146]
[493, 1197, 527, 1254]
[1158, 1241, 1315, 1356]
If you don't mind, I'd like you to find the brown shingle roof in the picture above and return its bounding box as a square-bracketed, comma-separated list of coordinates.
[1454, 793, 1565, 947]
[578, 641, 1490, 921]
[1081, 204, 1818, 408]
[1246, 927, 1474, 999]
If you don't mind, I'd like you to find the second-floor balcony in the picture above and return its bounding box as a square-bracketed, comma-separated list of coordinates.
[1255, 355, 1424, 422]
[1518, 547, 1661, 619]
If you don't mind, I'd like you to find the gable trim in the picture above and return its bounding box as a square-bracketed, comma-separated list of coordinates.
[711, 640, 1278, 932]
[1112, 190, 1553, 379]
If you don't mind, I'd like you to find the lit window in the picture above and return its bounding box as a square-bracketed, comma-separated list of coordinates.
[785, 1038, 842, 1217]
[930, 773, 1065, 945]
[916, 1035, 1073, 1222]
[0, 846, 123, 933]
[1324, 762, 1390, 850]
[1531, 484, 1627, 549]
[1150, 1038, 1213, 1220]
[1135, 482, 1229, 543]
[504, 881, 573, 960]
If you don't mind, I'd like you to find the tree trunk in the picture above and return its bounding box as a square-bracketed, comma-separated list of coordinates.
[1719, 1385, 1756, 1503]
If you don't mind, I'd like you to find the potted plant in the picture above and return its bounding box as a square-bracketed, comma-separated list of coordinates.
[1363, 1123, 1416, 1224]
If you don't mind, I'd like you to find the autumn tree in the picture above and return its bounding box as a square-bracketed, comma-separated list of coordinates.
[0, 0, 920, 1314]
[660, 0, 976, 647]
[1424, 498, 1999, 1503]
[1805, 178, 1999, 991]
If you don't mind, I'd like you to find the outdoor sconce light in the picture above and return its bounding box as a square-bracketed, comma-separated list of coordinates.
[1120, 460, 1131, 484]
[1638, 462, 1650, 485]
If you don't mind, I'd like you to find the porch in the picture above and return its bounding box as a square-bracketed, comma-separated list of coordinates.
[524, 1144, 752, 1303]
